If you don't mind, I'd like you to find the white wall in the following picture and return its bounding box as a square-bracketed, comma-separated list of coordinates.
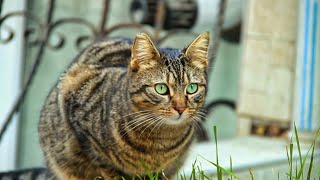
[0, 0, 26, 171]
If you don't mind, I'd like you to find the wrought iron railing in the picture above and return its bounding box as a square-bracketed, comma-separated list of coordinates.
[0, 0, 234, 142]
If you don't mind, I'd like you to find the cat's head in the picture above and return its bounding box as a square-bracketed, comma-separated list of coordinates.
[128, 32, 209, 126]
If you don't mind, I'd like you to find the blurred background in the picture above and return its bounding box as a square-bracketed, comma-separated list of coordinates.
[0, 0, 319, 179]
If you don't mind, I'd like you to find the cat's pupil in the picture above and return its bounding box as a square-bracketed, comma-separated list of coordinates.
[155, 83, 169, 95]
[186, 83, 198, 94]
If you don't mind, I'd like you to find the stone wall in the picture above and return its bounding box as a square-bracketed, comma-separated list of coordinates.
[238, 0, 298, 135]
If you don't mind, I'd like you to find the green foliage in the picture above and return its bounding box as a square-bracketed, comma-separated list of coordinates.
[286, 124, 320, 180]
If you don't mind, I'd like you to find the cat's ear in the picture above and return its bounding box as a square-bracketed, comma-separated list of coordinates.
[185, 32, 210, 69]
[130, 33, 160, 72]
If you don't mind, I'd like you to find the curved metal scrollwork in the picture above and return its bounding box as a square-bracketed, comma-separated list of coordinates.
[0, 3, 197, 49]
[47, 18, 98, 50]
[0, 11, 44, 44]
[0, 13, 100, 50]
[0, 0, 227, 142]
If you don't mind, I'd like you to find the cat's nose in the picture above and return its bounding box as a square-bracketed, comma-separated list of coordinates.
[174, 106, 186, 115]
[173, 97, 186, 115]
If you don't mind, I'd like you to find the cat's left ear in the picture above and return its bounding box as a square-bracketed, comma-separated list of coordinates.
[130, 33, 160, 72]
[185, 32, 210, 69]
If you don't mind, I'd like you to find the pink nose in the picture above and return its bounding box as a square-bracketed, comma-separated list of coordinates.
[173, 97, 186, 115]
[174, 106, 186, 115]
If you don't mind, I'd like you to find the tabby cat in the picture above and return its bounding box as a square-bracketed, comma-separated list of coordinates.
[38, 32, 209, 179]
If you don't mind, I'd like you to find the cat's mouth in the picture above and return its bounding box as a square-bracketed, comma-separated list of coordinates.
[159, 108, 191, 125]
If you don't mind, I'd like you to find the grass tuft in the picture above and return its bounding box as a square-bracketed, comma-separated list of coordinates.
[124, 126, 319, 180]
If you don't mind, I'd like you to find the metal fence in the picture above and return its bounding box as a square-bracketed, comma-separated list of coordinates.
[0, 0, 234, 142]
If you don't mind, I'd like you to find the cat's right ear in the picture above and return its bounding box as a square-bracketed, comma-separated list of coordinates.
[130, 33, 160, 72]
[185, 32, 210, 69]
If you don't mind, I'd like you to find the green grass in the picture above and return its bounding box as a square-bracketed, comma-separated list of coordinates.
[117, 125, 320, 180]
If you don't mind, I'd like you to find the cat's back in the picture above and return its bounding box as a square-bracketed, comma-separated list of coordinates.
[43, 37, 132, 120]
[41, 37, 132, 115]
[57, 37, 132, 99]
[76, 37, 133, 68]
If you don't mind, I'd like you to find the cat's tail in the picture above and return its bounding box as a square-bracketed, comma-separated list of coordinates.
[0, 167, 54, 180]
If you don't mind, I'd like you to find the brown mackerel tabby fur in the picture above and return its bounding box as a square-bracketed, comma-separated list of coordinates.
[39, 32, 210, 179]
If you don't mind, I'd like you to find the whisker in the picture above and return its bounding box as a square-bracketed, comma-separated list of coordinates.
[195, 114, 207, 120]
[138, 116, 162, 138]
[113, 110, 152, 122]
[192, 115, 209, 137]
[154, 117, 166, 135]
[207, 55, 216, 61]
[108, 116, 154, 147]
[120, 113, 155, 132]
[147, 117, 165, 140]
[119, 117, 155, 139]
[121, 114, 155, 129]
[190, 116, 203, 133]
[196, 110, 207, 118]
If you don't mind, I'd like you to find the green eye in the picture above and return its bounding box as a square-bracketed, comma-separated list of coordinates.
[155, 83, 169, 95]
[186, 83, 198, 94]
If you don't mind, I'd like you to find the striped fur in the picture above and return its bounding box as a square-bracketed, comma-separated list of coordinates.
[39, 32, 209, 179]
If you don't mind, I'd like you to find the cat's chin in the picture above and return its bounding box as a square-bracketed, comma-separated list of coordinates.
[163, 113, 191, 126]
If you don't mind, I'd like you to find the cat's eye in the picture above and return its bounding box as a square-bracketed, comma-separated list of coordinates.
[155, 83, 169, 95]
[186, 83, 198, 94]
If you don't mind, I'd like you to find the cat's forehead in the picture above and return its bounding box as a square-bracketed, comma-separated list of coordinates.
[158, 48, 186, 71]
[157, 48, 184, 83]
[138, 47, 205, 85]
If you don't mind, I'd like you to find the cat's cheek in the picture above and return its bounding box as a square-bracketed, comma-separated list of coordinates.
[188, 89, 206, 106]
[164, 98, 171, 105]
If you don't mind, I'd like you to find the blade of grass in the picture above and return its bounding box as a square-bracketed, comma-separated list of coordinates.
[213, 126, 220, 178]
[249, 168, 254, 180]
[289, 143, 293, 180]
[179, 170, 187, 180]
[213, 126, 224, 180]
[190, 159, 197, 180]
[230, 156, 233, 180]
[180, 174, 185, 180]
[218, 169, 223, 180]
[306, 144, 315, 180]
[294, 123, 303, 179]
[198, 155, 240, 180]
[136, 175, 143, 180]
[295, 160, 298, 179]
[296, 128, 320, 179]
[286, 145, 291, 167]
[202, 173, 213, 180]
[194, 163, 212, 180]
[306, 128, 320, 179]
[286, 135, 293, 179]
[196, 165, 205, 180]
